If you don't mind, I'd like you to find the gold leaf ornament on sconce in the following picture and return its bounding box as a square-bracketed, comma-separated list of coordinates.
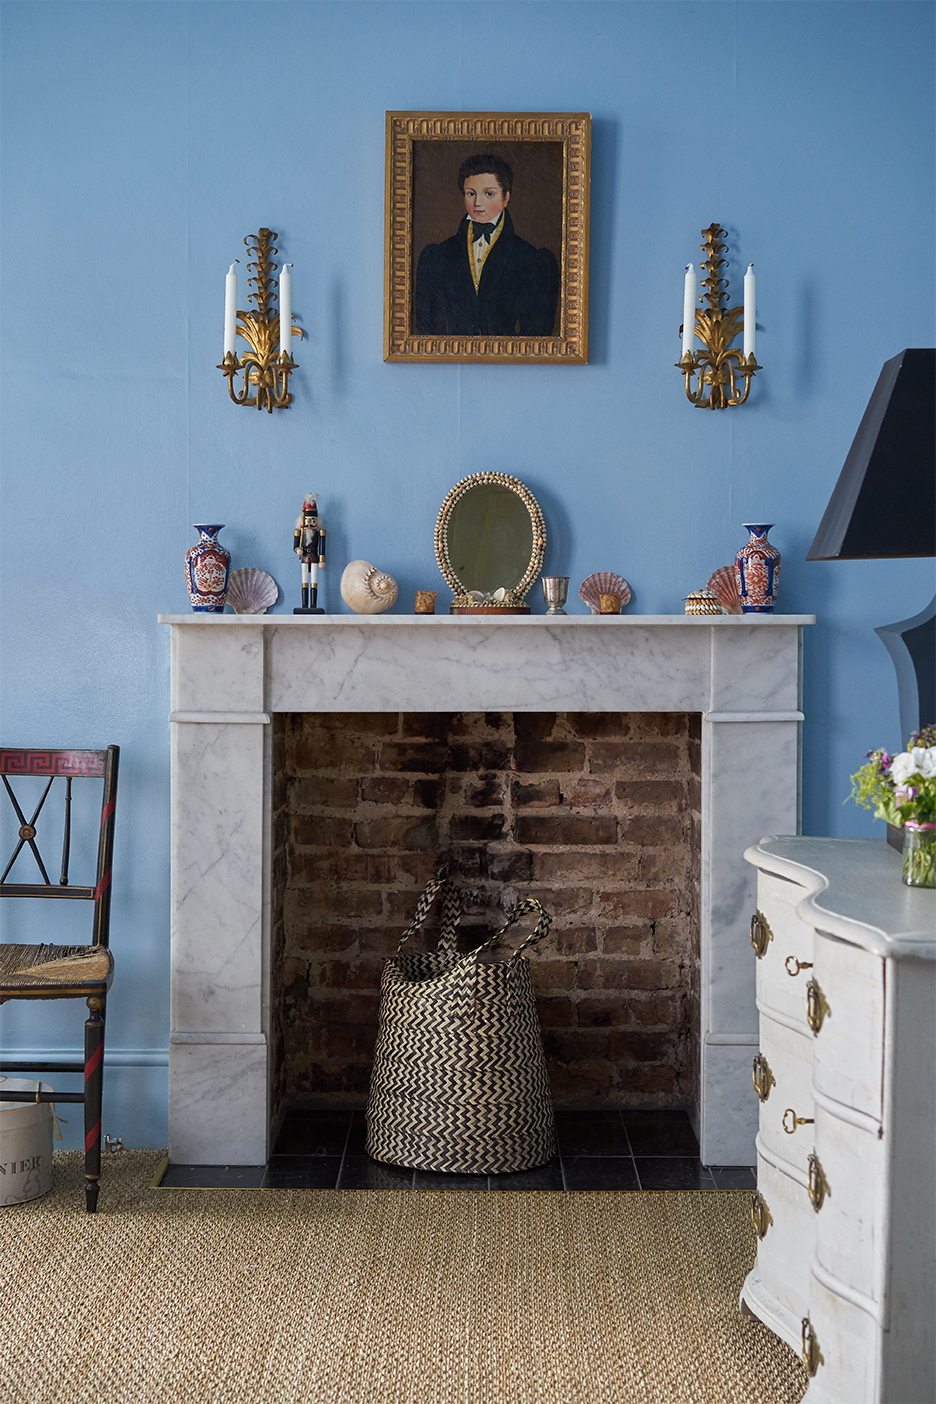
[676, 224, 761, 408]
[218, 228, 303, 412]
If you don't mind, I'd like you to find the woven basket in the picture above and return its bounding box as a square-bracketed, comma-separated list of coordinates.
[365, 873, 556, 1175]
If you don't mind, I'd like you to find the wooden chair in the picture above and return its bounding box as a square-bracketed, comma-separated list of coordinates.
[0, 746, 119, 1212]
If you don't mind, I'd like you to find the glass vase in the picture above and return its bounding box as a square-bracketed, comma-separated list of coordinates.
[901, 822, 936, 888]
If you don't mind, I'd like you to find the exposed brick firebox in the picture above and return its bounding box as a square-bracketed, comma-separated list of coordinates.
[272, 711, 701, 1113]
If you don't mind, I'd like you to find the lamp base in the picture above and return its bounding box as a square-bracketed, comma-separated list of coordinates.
[293, 607, 324, 615]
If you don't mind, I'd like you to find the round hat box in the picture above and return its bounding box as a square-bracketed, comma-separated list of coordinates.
[0, 1078, 54, 1204]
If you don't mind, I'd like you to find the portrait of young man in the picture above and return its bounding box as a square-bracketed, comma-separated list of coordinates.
[412, 147, 562, 339]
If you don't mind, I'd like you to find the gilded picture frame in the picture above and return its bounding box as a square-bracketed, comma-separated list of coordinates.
[385, 111, 591, 364]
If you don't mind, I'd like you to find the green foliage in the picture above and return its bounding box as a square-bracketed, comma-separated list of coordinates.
[847, 749, 901, 824]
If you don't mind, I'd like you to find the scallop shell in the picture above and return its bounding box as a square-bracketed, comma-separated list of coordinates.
[578, 572, 632, 614]
[706, 566, 744, 615]
[226, 567, 279, 615]
[340, 560, 398, 615]
[684, 589, 723, 616]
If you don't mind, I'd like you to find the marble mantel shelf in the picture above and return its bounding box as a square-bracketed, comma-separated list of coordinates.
[159, 613, 814, 718]
[159, 613, 814, 626]
[162, 612, 813, 1167]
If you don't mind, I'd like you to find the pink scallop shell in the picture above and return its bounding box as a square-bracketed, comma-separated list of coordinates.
[707, 566, 744, 615]
[578, 572, 632, 614]
[226, 567, 279, 615]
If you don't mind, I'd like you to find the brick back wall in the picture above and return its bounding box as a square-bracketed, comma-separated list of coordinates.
[279, 711, 701, 1110]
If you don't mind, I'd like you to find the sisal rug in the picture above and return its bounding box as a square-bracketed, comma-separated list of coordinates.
[1, 1150, 806, 1404]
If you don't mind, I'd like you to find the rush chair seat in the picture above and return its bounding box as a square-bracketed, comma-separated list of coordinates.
[0, 746, 119, 1212]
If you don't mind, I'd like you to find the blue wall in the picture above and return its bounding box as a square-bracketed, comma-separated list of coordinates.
[2, 1, 933, 1149]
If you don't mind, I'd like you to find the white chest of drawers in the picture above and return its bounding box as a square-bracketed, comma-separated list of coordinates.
[740, 837, 935, 1404]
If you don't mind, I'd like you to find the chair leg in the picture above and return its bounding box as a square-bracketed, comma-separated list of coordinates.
[84, 995, 105, 1213]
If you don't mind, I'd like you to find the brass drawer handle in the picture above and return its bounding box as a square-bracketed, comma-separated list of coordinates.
[807, 1152, 830, 1212]
[751, 1190, 773, 1239]
[750, 910, 773, 958]
[785, 955, 812, 976]
[752, 1053, 775, 1102]
[806, 977, 830, 1034]
[801, 1318, 824, 1377]
[782, 1107, 814, 1134]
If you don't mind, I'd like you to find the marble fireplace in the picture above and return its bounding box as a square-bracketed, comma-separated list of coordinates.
[161, 613, 812, 1166]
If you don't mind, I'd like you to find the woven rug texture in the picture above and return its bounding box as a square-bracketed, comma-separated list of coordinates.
[1, 1150, 806, 1404]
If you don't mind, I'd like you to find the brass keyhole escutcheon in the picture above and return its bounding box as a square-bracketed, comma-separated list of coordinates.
[750, 910, 773, 958]
[750, 1191, 773, 1239]
[782, 1107, 815, 1135]
[806, 978, 830, 1034]
[785, 955, 812, 977]
[801, 1318, 824, 1377]
[807, 1153, 830, 1212]
[752, 1053, 775, 1102]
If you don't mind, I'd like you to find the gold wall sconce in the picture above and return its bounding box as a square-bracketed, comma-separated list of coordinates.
[218, 228, 302, 412]
[676, 224, 760, 408]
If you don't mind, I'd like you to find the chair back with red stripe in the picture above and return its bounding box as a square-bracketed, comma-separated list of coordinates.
[0, 746, 119, 948]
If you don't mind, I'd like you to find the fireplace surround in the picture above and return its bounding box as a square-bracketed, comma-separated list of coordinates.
[161, 613, 812, 1166]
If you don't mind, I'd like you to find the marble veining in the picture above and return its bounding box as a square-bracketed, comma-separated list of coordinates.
[162, 614, 813, 1166]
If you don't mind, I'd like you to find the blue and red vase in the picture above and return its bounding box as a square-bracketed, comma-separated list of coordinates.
[735, 524, 781, 613]
[185, 524, 231, 612]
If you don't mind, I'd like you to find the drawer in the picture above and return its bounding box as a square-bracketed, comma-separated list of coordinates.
[753, 869, 815, 1030]
[757, 1013, 815, 1176]
[811, 933, 885, 1121]
[802, 1277, 878, 1404]
[811, 1107, 884, 1303]
[753, 1142, 813, 1323]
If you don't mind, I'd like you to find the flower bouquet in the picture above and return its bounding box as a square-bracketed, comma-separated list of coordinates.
[847, 725, 936, 887]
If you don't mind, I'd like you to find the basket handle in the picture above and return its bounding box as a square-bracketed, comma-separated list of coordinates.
[472, 897, 552, 964]
[395, 870, 462, 954]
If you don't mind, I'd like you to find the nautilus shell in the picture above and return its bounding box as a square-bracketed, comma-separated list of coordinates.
[340, 560, 398, 614]
[706, 566, 744, 615]
[684, 589, 723, 616]
[226, 567, 279, 615]
[578, 572, 632, 614]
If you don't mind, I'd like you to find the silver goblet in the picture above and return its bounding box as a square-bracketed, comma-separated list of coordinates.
[542, 576, 569, 615]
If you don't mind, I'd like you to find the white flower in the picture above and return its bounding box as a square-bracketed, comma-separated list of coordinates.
[890, 748, 936, 784]
[910, 746, 936, 780]
[889, 753, 916, 785]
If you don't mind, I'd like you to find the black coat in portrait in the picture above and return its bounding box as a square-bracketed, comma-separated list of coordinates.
[414, 212, 560, 337]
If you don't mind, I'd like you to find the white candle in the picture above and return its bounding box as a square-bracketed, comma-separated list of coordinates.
[223, 262, 238, 358]
[279, 264, 292, 357]
[682, 264, 697, 360]
[744, 264, 756, 359]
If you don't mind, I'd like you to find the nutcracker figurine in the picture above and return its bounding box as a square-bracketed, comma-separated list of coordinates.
[292, 492, 326, 614]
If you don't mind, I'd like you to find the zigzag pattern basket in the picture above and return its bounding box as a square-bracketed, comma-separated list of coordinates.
[366, 875, 557, 1175]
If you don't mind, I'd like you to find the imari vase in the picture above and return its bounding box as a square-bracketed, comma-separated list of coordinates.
[185, 524, 231, 612]
[735, 523, 781, 613]
[902, 822, 936, 888]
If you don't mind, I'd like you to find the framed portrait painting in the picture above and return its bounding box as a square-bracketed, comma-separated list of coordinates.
[385, 111, 591, 364]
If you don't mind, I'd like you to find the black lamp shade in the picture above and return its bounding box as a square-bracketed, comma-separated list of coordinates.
[807, 348, 935, 560]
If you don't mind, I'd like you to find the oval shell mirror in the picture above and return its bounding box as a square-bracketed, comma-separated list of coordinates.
[434, 473, 546, 612]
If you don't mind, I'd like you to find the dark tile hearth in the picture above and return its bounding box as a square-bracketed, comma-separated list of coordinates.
[158, 1109, 756, 1192]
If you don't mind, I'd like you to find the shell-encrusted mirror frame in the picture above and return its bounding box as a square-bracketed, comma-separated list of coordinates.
[434, 472, 546, 610]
